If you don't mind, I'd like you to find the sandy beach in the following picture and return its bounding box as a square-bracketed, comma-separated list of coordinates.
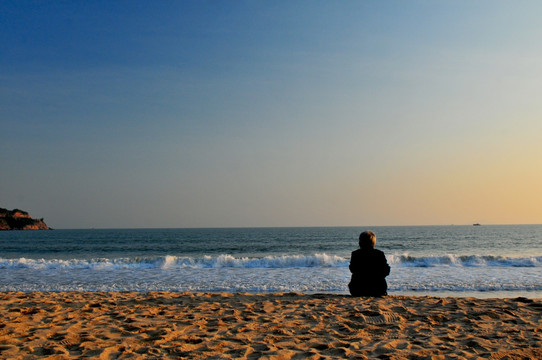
[0, 292, 540, 359]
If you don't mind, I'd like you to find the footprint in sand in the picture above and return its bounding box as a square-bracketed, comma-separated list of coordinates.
[360, 311, 402, 324]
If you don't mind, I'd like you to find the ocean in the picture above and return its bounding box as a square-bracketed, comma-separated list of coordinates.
[1, 225, 541, 298]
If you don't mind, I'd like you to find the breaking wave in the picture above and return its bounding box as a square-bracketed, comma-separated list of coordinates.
[388, 254, 542, 268]
[1, 253, 541, 270]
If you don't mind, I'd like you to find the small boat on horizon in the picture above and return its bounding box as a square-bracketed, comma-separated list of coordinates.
[473, 223, 481, 226]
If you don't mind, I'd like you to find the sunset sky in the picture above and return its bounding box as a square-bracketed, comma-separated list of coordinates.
[2, 1, 541, 228]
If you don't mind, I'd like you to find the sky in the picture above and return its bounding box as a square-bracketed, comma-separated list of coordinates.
[2, 1, 542, 229]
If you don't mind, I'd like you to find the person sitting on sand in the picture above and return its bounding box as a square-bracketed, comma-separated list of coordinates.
[348, 231, 390, 297]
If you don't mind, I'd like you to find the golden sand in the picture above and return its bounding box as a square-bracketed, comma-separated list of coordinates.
[1, 292, 541, 359]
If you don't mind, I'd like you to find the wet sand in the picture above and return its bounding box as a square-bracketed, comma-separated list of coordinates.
[1, 292, 541, 359]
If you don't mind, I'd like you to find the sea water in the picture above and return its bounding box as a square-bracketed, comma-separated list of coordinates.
[1, 225, 541, 298]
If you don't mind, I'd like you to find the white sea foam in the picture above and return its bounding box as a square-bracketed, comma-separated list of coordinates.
[1, 264, 541, 295]
[1, 253, 540, 270]
[2, 253, 541, 295]
[387, 254, 542, 267]
[2, 255, 542, 294]
[0, 254, 349, 270]
[161, 255, 177, 269]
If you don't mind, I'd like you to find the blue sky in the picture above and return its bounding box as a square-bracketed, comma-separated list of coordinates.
[2, 1, 542, 228]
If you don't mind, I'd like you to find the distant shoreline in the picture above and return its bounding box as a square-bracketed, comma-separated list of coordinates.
[0, 207, 51, 230]
[28, 223, 542, 231]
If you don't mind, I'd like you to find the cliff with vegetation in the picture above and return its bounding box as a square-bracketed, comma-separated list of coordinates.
[0, 208, 51, 230]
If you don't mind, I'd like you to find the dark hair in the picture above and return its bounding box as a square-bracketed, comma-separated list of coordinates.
[359, 231, 376, 249]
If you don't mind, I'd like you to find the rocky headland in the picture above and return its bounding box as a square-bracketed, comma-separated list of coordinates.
[0, 208, 51, 230]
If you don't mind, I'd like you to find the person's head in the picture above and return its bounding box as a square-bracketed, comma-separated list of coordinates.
[359, 231, 376, 249]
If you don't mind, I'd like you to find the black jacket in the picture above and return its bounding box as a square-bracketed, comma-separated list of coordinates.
[348, 248, 390, 296]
